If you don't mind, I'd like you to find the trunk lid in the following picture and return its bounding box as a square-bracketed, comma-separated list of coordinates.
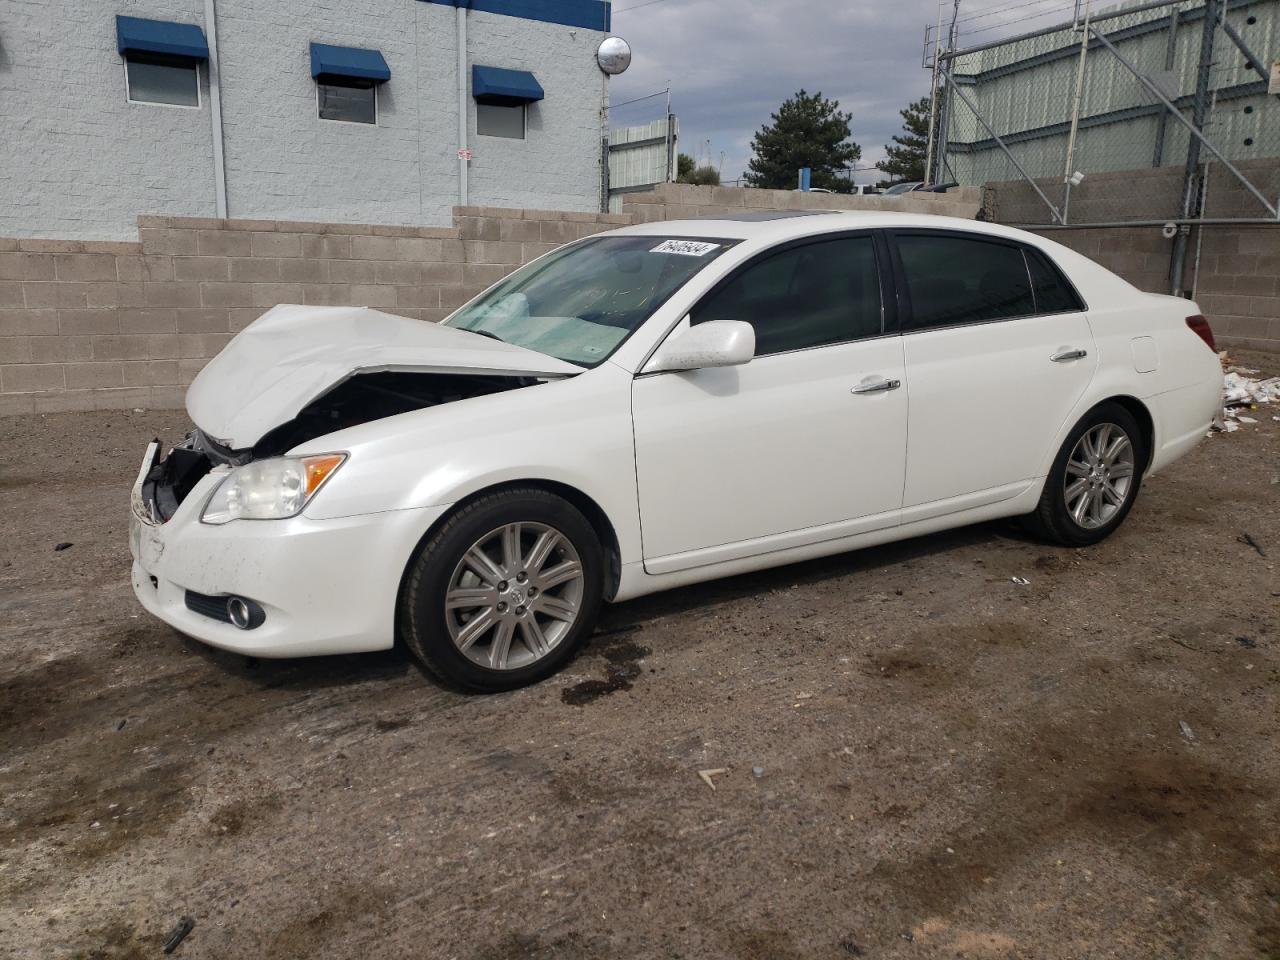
[187, 304, 582, 448]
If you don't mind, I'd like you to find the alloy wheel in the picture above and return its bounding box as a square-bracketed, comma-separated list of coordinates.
[444, 522, 585, 671]
[1063, 422, 1136, 529]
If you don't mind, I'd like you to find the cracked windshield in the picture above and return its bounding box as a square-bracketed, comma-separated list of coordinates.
[446, 235, 736, 366]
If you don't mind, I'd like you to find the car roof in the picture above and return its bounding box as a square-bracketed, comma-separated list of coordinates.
[604, 209, 1141, 308]
[607, 210, 1038, 245]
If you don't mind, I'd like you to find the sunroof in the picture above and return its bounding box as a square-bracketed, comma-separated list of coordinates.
[696, 209, 839, 221]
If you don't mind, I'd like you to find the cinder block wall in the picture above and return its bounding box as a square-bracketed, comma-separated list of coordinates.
[985, 157, 1280, 352]
[624, 182, 983, 221]
[0, 183, 980, 415]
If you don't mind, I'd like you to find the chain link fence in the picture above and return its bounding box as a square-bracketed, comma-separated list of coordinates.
[930, 0, 1280, 227]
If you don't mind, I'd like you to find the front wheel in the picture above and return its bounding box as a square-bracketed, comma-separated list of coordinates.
[400, 489, 604, 692]
[1026, 401, 1147, 547]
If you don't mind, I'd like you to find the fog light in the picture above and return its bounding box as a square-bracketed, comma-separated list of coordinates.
[225, 596, 264, 630]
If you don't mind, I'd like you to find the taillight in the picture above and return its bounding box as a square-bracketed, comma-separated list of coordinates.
[1186, 314, 1216, 353]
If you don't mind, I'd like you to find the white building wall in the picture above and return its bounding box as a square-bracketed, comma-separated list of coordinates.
[0, 0, 609, 239]
[0, 0, 218, 240]
[464, 8, 606, 213]
[215, 0, 443, 227]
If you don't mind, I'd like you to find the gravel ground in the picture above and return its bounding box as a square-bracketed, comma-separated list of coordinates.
[2, 351, 1278, 960]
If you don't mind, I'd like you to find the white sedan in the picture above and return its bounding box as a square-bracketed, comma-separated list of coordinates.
[130, 212, 1222, 691]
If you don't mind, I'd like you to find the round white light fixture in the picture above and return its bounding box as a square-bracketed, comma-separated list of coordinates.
[597, 36, 632, 75]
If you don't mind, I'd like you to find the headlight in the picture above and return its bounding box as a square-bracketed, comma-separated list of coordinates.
[200, 454, 346, 524]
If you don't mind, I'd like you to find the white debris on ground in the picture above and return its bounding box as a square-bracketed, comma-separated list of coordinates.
[1211, 355, 1280, 435]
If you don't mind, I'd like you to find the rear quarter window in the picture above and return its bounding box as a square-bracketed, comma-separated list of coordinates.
[1026, 248, 1086, 313]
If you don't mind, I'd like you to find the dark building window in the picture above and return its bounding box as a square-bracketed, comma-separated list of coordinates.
[318, 83, 377, 124]
[477, 102, 525, 139]
[126, 59, 200, 107]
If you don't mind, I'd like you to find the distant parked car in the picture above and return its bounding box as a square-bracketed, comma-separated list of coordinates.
[131, 211, 1222, 691]
[882, 181, 925, 196]
[797, 186, 879, 196]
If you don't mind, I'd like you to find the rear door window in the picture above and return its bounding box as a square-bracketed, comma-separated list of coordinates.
[895, 233, 1035, 330]
[690, 235, 882, 356]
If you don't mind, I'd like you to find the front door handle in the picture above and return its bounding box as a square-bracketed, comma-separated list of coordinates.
[851, 377, 902, 394]
[1051, 348, 1088, 362]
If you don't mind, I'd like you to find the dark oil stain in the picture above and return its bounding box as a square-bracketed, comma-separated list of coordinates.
[599, 639, 651, 666]
[561, 661, 641, 706]
[560, 629, 651, 706]
[373, 716, 411, 732]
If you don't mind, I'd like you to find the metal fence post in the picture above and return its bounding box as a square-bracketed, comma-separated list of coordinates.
[1170, 0, 1222, 296]
[1062, 3, 1091, 224]
[1151, 8, 1180, 167]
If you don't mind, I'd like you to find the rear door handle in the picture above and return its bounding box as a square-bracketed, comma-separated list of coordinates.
[1051, 348, 1088, 362]
[851, 377, 902, 394]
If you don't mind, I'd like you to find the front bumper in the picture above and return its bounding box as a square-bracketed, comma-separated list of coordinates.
[129, 451, 451, 658]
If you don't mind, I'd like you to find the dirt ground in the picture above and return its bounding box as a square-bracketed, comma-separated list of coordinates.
[2, 352, 1278, 960]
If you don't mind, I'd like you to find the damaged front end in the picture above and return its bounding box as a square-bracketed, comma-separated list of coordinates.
[138, 370, 542, 522]
[137, 303, 585, 522]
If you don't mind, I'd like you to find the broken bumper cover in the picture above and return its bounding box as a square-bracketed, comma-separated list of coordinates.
[130, 468, 451, 658]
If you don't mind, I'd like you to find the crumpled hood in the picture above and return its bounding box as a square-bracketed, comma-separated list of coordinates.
[187, 304, 583, 448]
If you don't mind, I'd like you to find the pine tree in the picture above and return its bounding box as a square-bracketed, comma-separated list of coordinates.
[876, 95, 931, 185]
[744, 90, 861, 193]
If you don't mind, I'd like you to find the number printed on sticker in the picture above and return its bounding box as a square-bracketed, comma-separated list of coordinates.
[651, 240, 720, 257]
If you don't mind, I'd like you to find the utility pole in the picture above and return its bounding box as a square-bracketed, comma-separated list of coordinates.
[933, 0, 962, 185]
[923, 0, 945, 186]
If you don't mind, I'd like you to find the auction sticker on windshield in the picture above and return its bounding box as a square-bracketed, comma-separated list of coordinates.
[650, 240, 720, 257]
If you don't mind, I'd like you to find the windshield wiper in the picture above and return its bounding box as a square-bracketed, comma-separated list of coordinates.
[467, 329, 508, 344]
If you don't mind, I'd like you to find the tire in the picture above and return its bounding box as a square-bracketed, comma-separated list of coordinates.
[1026, 401, 1147, 547]
[399, 487, 604, 692]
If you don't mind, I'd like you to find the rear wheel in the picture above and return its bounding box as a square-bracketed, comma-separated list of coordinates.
[1026, 402, 1146, 547]
[400, 489, 604, 692]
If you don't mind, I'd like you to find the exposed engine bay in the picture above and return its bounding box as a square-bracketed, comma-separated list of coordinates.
[139, 371, 538, 521]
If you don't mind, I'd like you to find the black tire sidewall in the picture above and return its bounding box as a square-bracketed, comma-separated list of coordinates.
[1045, 402, 1147, 546]
[403, 490, 604, 692]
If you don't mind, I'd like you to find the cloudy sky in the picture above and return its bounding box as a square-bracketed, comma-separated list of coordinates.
[607, 0, 1083, 185]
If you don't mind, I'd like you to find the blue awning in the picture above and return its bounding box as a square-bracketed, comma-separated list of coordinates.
[310, 43, 391, 86]
[116, 15, 209, 63]
[472, 65, 544, 106]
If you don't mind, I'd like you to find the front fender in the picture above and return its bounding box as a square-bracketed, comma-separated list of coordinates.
[295, 363, 644, 564]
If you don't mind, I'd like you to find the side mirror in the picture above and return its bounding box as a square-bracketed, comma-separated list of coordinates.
[645, 320, 755, 373]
